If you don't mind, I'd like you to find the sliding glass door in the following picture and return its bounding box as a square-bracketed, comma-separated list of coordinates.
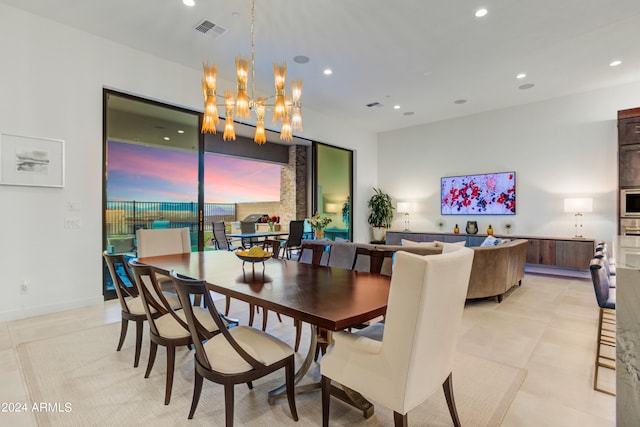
[314, 143, 353, 241]
[103, 91, 201, 298]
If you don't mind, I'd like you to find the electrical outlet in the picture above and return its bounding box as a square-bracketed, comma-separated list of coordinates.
[20, 280, 29, 295]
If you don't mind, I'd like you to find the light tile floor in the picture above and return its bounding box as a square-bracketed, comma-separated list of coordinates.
[0, 272, 615, 426]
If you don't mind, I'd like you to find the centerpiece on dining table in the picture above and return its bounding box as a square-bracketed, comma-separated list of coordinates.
[309, 213, 332, 240]
[235, 246, 272, 272]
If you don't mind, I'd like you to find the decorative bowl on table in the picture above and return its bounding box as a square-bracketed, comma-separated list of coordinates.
[235, 247, 272, 264]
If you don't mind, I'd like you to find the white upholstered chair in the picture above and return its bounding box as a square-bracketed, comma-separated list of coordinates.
[136, 227, 191, 258]
[320, 246, 474, 427]
[136, 227, 191, 308]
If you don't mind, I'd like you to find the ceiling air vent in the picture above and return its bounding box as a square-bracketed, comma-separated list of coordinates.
[194, 19, 228, 39]
[366, 102, 383, 108]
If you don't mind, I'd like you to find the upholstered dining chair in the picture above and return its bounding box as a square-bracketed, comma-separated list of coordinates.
[351, 247, 396, 275]
[128, 261, 225, 405]
[589, 257, 616, 396]
[321, 247, 475, 427]
[170, 271, 299, 427]
[103, 251, 160, 367]
[297, 242, 329, 266]
[136, 227, 192, 308]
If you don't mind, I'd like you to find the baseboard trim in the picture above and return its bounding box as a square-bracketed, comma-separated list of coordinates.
[0, 296, 104, 323]
[525, 264, 590, 279]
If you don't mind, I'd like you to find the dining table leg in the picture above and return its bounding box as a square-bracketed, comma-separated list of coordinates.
[268, 323, 319, 403]
[267, 324, 374, 419]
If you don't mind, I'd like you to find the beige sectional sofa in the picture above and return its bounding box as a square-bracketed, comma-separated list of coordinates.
[299, 238, 528, 302]
[465, 239, 528, 302]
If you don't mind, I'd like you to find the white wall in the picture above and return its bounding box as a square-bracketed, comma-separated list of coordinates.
[0, 4, 377, 322]
[378, 81, 640, 243]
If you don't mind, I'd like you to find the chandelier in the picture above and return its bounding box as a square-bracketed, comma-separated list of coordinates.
[201, 0, 303, 144]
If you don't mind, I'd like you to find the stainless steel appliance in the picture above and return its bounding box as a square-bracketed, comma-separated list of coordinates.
[621, 218, 640, 236]
[621, 189, 640, 218]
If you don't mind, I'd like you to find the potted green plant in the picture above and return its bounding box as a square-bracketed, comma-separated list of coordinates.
[367, 188, 394, 242]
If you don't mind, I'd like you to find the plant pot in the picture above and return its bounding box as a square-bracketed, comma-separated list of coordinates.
[315, 229, 325, 240]
[371, 226, 386, 242]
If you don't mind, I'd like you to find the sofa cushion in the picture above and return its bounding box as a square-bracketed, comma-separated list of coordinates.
[480, 236, 500, 247]
[400, 239, 437, 248]
[434, 240, 466, 247]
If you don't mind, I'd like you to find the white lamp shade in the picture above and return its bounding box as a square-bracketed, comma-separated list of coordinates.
[397, 202, 411, 213]
[324, 203, 340, 213]
[564, 197, 593, 213]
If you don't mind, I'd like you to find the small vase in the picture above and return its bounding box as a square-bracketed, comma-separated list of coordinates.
[315, 229, 324, 240]
[466, 221, 478, 235]
[268, 223, 274, 233]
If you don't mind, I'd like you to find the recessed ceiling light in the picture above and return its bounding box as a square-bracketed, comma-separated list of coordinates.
[293, 55, 310, 64]
[454, 99, 467, 104]
[516, 73, 526, 79]
[475, 8, 488, 17]
[177, 130, 185, 134]
[163, 136, 171, 141]
[610, 60, 622, 67]
[323, 68, 332, 76]
[393, 105, 400, 110]
[519, 83, 535, 90]
[183, 0, 195, 7]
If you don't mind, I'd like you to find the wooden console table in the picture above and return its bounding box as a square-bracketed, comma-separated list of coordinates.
[386, 231, 595, 270]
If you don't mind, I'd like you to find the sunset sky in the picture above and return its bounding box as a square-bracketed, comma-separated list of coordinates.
[106, 141, 281, 202]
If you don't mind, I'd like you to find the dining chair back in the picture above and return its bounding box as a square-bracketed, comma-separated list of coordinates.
[262, 239, 283, 259]
[282, 220, 305, 259]
[135, 227, 191, 307]
[170, 271, 299, 426]
[212, 222, 238, 250]
[103, 251, 157, 367]
[136, 227, 191, 257]
[298, 242, 329, 266]
[321, 246, 474, 427]
[351, 247, 396, 275]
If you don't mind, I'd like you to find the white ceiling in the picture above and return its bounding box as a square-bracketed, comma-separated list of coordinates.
[3, 0, 640, 133]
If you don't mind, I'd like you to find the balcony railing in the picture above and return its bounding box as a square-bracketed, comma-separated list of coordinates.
[105, 201, 236, 236]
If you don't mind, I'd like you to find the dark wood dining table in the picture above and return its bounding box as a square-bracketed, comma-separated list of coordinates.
[137, 250, 391, 417]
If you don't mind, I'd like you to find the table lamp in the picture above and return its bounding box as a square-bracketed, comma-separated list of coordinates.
[564, 197, 593, 238]
[397, 202, 412, 232]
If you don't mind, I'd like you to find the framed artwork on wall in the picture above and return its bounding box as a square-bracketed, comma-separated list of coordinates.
[0, 133, 65, 188]
[441, 171, 515, 215]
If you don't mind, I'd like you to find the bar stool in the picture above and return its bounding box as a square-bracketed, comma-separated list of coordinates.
[589, 257, 616, 396]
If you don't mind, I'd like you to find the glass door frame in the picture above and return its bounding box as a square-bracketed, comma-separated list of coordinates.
[102, 89, 204, 299]
[312, 141, 354, 241]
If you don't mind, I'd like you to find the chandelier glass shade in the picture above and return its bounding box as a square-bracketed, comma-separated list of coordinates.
[201, 0, 303, 144]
